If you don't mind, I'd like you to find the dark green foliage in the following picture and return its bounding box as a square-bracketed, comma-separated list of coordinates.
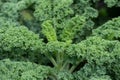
[104, 0, 120, 7]
[0, 59, 75, 80]
[93, 0, 120, 7]
[74, 63, 111, 80]
[0, 26, 44, 63]
[0, 0, 120, 80]
[60, 15, 86, 43]
[34, 0, 73, 21]
[0, 59, 53, 80]
[93, 17, 120, 40]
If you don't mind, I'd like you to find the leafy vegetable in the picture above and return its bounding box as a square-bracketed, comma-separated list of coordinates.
[0, 0, 120, 80]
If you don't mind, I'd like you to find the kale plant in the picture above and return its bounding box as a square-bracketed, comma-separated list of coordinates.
[0, 0, 120, 80]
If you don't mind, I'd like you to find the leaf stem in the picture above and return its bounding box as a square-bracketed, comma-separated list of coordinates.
[44, 53, 58, 67]
[49, 56, 58, 67]
[69, 60, 81, 73]
[60, 60, 69, 71]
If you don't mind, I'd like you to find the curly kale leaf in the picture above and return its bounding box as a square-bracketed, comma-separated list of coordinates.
[104, 0, 120, 7]
[92, 16, 120, 40]
[41, 20, 57, 42]
[0, 17, 20, 28]
[0, 26, 43, 51]
[0, 59, 56, 80]
[74, 63, 112, 80]
[34, 0, 73, 21]
[60, 15, 86, 43]
[0, 26, 44, 62]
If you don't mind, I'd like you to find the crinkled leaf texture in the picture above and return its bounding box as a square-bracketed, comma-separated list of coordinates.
[0, 59, 74, 80]
[0, 59, 52, 80]
[0, 0, 120, 80]
[0, 26, 44, 63]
